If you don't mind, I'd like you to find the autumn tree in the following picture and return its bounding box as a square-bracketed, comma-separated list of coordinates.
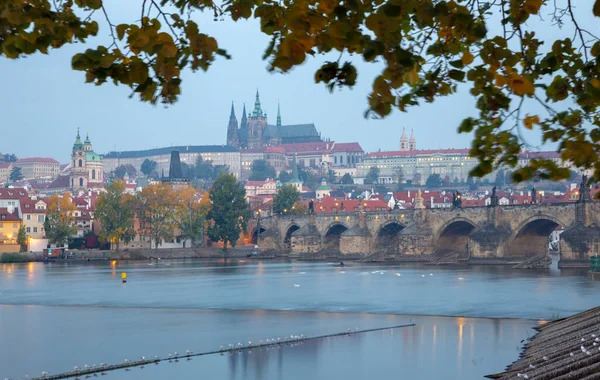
[138, 183, 178, 249]
[290, 200, 307, 215]
[206, 173, 251, 251]
[175, 188, 211, 247]
[3, 1, 600, 181]
[273, 184, 300, 215]
[44, 193, 77, 246]
[95, 179, 137, 249]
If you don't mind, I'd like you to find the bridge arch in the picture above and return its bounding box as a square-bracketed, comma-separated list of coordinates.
[251, 226, 266, 245]
[433, 218, 477, 258]
[375, 221, 405, 253]
[508, 214, 565, 258]
[322, 222, 349, 252]
[283, 223, 301, 249]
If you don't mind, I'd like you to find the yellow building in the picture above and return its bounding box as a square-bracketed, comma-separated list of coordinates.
[21, 197, 47, 239]
[0, 207, 21, 252]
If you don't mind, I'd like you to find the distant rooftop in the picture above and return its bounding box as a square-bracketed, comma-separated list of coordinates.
[102, 145, 239, 159]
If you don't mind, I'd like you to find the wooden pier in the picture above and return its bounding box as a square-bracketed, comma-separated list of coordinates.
[32, 323, 416, 380]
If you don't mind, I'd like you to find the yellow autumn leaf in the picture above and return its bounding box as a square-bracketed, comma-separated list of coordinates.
[523, 0, 543, 15]
[494, 73, 506, 87]
[461, 51, 474, 65]
[591, 78, 600, 89]
[523, 115, 540, 130]
[509, 75, 535, 96]
[407, 68, 419, 86]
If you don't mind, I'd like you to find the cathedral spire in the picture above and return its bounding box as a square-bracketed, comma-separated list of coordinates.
[73, 127, 83, 152]
[251, 89, 264, 118]
[292, 153, 298, 180]
[276, 101, 282, 128]
[409, 128, 416, 151]
[227, 101, 239, 147]
[240, 103, 248, 130]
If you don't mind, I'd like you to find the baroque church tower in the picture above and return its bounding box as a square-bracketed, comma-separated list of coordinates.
[409, 129, 417, 151]
[400, 127, 409, 151]
[70, 128, 104, 193]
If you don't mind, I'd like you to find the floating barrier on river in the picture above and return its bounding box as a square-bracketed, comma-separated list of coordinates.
[31, 323, 416, 380]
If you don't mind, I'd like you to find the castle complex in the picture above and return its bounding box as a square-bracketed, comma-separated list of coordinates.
[227, 90, 322, 149]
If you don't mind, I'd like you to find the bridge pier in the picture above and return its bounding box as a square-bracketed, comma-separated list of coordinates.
[339, 225, 371, 256]
[466, 224, 512, 264]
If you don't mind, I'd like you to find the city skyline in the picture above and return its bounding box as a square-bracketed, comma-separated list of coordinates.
[2, 0, 580, 163]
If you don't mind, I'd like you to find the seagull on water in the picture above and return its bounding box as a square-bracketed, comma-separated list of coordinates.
[542, 356, 548, 361]
[458, 277, 464, 280]
[529, 364, 535, 369]
[141, 356, 146, 361]
[238, 342, 243, 347]
[124, 359, 130, 363]
[84, 365, 90, 369]
[74, 366, 80, 371]
[41, 372, 49, 378]
[421, 274, 425, 277]
[294, 284, 300, 287]
[185, 350, 192, 355]
[395, 273, 401, 276]
[429, 273, 433, 276]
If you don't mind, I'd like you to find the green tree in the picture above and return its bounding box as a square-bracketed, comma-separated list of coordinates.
[192, 156, 214, 180]
[95, 180, 136, 249]
[115, 164, 137, 179]
[213, 165, 229, 178]
[278, 171, 292, 183]
[9, 166, 23, 182]
[249, 159, 276, 181]
[413, 172, 422, 186]
[138, 183, 178, 249]
[273, 184, 300, 215]
[364, 166, 380, 185]
[467, 176, 478, 192]
[44, 194, 76, 246]
[206, 174, 251, 251]
[298, 168, 319, 189]
[425, 173, 444, 188]
[393, 166, 405, 184]
[327, 169, 336, 184]
[3, 1, 600, 182]
[340, 173, 354, 185]
[17, 224, 27, 252]
[140, 159, 158, 178]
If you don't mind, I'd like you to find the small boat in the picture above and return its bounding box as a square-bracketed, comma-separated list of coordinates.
[332, 262, 353, 267]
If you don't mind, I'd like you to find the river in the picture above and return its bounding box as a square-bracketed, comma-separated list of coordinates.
[1, 257, 598, 379]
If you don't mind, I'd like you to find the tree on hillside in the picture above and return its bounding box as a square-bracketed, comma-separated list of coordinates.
[413, 172, 422, 186]
[176, 188, 211, 247]
[44, 193, 77, 246]
[393, 166, 405, 184]
[327, 169, 336, 184]
[213, 165, 229, 178]
[278, 171, 292, 183]
[425, 173, 443, 188]
[115, 164, 137, 179]
[140, 159, 158, 178]
[467, 176, 478, 191]
[3, 1, 600, 182]
[298, 168, 319, 189]
[95, 180, 137, 249]
[206, 174, 250, 251]
[17, 224, 27, 252]
[340, 173, 354, 185]
[138, 183, 178, 249]
[9, 167, 23, 182]
[249, 160, 276, 181]
[273, 184, 300, 215]
[290, 200, 307, 215]
[364, 167, 380, 185]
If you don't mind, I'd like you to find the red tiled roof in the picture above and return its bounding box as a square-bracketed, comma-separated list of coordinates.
[313, 196, 390, 212]
[0, 207, 20, 221]
[0, 187, 28, 199]
[281, 142, 333, 154]
[15, 157, 60, 164]
[332, 142, 364, 153]
[0, 162, 12, 169]
[265, 146, 285, 154]
[47, 175, 70, 189]
[462, 199, 485, 207]
[367, 149, 470, 158]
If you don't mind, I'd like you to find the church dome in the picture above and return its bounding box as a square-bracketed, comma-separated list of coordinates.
[85, 151, 102, 162]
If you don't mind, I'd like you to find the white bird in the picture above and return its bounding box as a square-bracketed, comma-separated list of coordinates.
[277, 337, 281, 342]
[100, 363, 106, 367]
[341, 271, 345, 274]
[581, 338, 586, 342]
[570, 352, 574, 356]
[542, 356, 548, 361]
[74, 366, 80, 371]
[124, 359, 130, 363]
[248, 341, 252, 346]
[592, 334, 597, 338]
[294, 284, 300, 287]
[421, 274, 425, 277]
[586, 350, 592, 356]
[594, 342, 598, 346]
[229, 344, 234, 348]
[301, 335, 305, 339]
[458, 277, 464, 280]
[168, 354, 172, 358]
[185, 350, 192, 355]
[529, 364, 535, 369]
[84, 365, 90, 369]
[174, 352, 178, 356]
[141, 356, 146, 361]
[581, 345, 586, 352]
[237, 343, 243, 347]
[595, 337, 600, 342]
[429, 273, 433, 276]
[220, 345, 224, 350]
[41, 372, 49, 378]
[395, 273, 401, 276]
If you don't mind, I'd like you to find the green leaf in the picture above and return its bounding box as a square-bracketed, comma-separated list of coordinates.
[116, 24, 127, 40]
[594, 0, 600, 16]
[448, 69, 465, 81]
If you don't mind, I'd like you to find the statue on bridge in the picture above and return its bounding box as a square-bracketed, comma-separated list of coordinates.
[578, 174, 591, 203]
[308, 199, 314, 214]
[340, 201, 345, 212]
[490, 186, 499, 207]
[452, 191, 462, 208]
[532, 186, 536, 204]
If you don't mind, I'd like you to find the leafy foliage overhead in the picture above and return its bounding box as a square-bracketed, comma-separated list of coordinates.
[2, 1, 600, 181]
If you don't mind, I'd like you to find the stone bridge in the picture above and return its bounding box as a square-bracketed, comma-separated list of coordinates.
[249, 200, 600, 267]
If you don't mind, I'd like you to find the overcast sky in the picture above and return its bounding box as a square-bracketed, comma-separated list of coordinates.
[1, 1, 594, 163]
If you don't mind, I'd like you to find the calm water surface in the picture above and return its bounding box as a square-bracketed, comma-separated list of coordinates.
[1, 258, 598, 379]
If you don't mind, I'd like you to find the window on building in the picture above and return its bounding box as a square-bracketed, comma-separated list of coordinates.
[26, 215, 31, 220]
[334, 156, 337, 164]
[79, 178, 84, 187]
[26, 227, 31, 233]
[33, 227, 38, 233]
[340, 156, 344, 164]
[92, 169, 96, 180]
[38, 215, 45, 223]
[78, 159, 82, 167]
[13, 223, 18, 228]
